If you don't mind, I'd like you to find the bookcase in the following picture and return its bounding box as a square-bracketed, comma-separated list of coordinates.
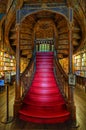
[0, 50, 4, 78]
[74, 51, 86, 77]
[0, 50, 16, 79]
[59, 51, 86, 78]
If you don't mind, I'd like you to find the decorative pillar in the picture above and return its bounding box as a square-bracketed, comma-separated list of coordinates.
[14, 23, 22, 117]
[68, 8, 78, 127]
[69, 22, 73, 73]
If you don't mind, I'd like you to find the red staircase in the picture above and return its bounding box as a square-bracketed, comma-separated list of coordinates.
[19, 52, 70, 124]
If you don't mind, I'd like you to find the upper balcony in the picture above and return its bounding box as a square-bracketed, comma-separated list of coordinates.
[23, 0, 67, 8]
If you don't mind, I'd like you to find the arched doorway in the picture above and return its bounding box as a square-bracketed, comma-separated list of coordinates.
[34, 18, 57, 52]
[18, 9, 68, 55]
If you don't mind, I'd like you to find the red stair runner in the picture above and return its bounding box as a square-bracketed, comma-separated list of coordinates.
[19, 52, 70, 124]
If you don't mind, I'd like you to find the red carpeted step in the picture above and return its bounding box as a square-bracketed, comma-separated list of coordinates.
[36, 55, 53, 58]
[32, 81, 57, 86]
[28, 88, 60, 95]
[23, 98, 66, 107]
[20, 103, 67, 114]
[36, 63, 53, 66]
[33, 77, 56, 82]
[34, 71, 55, 77]
[36, 68, 54, 72]
[19, 109, 70, 124]
[23, 97, 66, 106]
[24, 94, 64, 104]
[23, 97, 66, 107]
[34, 74, 55, 78]
[36, 66, 53, 69]
[31, 82, 57, 88]
[19, 52, 70, 124]
[36, 64, 53, 67]
[36, 52, 54, 56]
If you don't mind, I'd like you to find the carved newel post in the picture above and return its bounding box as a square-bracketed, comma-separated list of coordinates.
[14, 23, 22, 117]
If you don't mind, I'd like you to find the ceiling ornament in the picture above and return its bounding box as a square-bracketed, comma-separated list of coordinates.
[39, 23, 50, 29]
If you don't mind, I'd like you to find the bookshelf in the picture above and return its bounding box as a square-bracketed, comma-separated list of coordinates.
[0, 50, 16, 78]
[74, 51, 86, 78]
[0, 50, 4, 78]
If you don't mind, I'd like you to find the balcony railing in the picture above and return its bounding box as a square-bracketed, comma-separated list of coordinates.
[23, 2, 66, 9]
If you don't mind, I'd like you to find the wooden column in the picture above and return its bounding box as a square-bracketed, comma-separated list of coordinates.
[68, 8, 78, 127]
[14, 23, 22, 117]
[69, 22, 73, 74]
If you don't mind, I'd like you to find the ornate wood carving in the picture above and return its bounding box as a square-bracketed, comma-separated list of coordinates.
[24, 0, 66, 4]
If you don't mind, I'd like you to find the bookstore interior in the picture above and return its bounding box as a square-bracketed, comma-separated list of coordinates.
[0, 0, 86, 130]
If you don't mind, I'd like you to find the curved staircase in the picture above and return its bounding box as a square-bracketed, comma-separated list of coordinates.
[19, 52, 70, 124]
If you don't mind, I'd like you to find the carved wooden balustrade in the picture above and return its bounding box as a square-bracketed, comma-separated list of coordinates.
[54, 52, 69, 100]
[23, 2, 66, 9]
[20, 51, 36, 98]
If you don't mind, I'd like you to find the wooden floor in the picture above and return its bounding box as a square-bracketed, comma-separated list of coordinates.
[0, 84, 86, 130]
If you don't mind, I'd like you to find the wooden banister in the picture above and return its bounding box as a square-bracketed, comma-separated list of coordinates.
[20, 51, 36, 98]
[54, 53, 69, 100]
